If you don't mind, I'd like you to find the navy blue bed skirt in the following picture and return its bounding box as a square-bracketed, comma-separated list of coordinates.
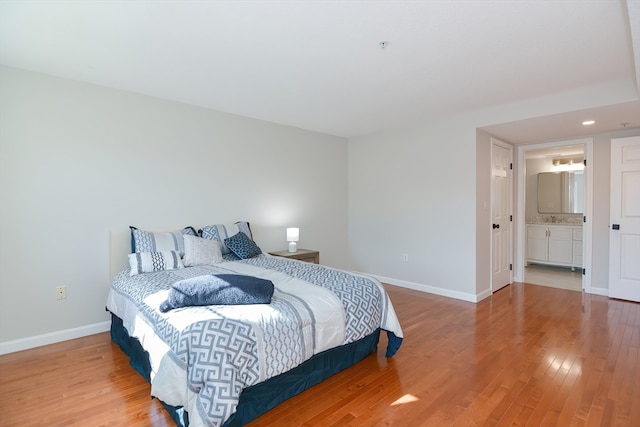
[110, 313, 381, 426]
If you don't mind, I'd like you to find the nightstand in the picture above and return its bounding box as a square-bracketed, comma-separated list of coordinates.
[269, 249, 319, 264]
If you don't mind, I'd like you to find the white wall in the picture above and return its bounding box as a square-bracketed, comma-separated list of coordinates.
[0, 66, 348, 350]
[348, 116, 479, 301]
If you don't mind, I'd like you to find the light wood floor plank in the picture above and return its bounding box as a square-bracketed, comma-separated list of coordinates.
[1, 282, 639, 426]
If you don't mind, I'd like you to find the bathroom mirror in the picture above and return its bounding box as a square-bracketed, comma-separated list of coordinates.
[537, 171, 584, 214]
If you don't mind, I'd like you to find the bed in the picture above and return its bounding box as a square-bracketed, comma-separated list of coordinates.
[106, 223, 403, 427]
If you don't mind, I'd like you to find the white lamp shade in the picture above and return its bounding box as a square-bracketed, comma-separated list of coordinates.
[286, 227, 299, 253]
[286, 227, 299, 242]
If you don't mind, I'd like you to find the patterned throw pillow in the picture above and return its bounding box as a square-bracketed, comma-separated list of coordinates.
[224, 232, 262, 259]
[183, 235, 224, 266]
[199, 221, 253, 254]
[128, 251, 184, 276]
[130, 226, 197, 256]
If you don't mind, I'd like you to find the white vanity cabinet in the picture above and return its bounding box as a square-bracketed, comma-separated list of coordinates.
[572, 228, 583, 267]
[526, 224, 582, 269]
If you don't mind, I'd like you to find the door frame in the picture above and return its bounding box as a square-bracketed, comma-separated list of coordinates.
[514, 137, 593, 293]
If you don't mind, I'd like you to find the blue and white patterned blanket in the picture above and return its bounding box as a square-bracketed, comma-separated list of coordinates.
[107, 255, 403, 427]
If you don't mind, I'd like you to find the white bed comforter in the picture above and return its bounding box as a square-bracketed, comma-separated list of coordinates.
[106, 255, 402, 427]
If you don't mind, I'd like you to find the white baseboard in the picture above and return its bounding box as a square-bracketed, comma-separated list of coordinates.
[588, 286, 609, 297]
[0, 321, 111, 355]
[371, 274, 482, 303]
[475, 288, 493, 301]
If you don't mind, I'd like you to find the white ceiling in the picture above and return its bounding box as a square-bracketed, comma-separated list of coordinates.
[1, 0, 639, 141]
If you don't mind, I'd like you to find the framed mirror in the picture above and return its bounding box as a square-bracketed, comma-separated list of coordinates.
[537, 171, 584, 213]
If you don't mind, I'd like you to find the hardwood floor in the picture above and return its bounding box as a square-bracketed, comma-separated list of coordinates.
[1, 283, 638, 426]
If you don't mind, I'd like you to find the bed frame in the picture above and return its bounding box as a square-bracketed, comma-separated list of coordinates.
[108, 228, 383, 426]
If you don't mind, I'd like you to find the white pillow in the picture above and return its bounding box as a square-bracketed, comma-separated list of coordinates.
[128, 251, 184, 276]
[183, 234, 224, 266]
[130, 226, 197, 256]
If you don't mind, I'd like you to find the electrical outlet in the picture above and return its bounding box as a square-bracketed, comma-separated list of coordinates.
[56, 286, 67, 300]
[402, 253, 409, 262]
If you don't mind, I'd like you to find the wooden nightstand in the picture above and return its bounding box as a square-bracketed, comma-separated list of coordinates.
[269, 249, 319, 264]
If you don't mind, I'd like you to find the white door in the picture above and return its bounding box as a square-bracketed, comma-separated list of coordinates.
[609, 136, 640, 302]
[491, 139, 513, 292]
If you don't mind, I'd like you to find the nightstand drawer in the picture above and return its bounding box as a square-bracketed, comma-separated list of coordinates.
[268, 249, 319, 264]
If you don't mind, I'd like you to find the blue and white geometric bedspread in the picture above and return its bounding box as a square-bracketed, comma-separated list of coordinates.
[106, 254, 403, 427]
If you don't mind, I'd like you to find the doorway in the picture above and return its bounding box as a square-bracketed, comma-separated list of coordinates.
[515, 138, 593, 293]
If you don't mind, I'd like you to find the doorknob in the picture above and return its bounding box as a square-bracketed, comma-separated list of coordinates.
[492, 224, 500, 229]
[612, 224, 620, 230]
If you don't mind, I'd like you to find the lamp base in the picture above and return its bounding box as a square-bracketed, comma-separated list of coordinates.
[288, 242, 297, 253]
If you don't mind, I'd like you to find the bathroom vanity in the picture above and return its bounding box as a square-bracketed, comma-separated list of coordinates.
[526, 223, 583, 270]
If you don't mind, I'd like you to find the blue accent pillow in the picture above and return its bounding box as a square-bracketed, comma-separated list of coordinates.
[224, 232, 262, 259]
[199, 221, 252, 255]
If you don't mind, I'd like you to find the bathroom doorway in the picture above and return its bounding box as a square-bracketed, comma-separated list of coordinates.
[516, 138, 593, 293]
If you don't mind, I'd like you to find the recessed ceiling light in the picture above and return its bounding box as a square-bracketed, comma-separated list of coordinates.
[582, 120, 595, 126]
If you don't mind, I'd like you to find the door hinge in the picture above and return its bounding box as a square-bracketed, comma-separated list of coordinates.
[510, 163, 513, 170]
[509, 264, 513, 271]
[510, 215, 513, 221]
[583, 159, 587, 166]
[582, 268, 586, 275]
[583, 215, 586, 223]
